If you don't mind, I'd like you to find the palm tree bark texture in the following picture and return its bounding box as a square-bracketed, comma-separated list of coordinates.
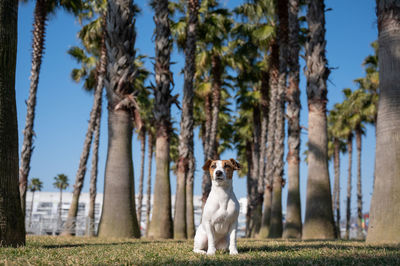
[148, 0, 174, 239]
[269, 0, 289, 239]
[302, 0, 335, 240]
[63, 19, 107, 236]
[145, 132, 154, 237]
[367, 0, 400, 244]
[259, 38, 279, 239]
[345, 134, 352, 240]
[283, 0, 302, 239]
[97, 0, 140, 238]
[333, 138, 341, 238]
[137, 128, 146, 235]
[19, 0, 48, 218]
[174, 0, 199, 240]
[0, 0, 26, 247]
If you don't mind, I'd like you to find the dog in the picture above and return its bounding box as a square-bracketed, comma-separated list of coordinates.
[193, 158, 241, 255]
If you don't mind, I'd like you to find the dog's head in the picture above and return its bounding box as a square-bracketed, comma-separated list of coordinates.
[202, 159, 241, 184]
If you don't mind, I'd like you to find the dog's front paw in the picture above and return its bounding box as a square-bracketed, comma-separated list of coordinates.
[207, 247, 216, 256]
[229, 248, 238, 255]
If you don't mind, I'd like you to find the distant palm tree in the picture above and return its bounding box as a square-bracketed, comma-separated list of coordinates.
[19, 0, 83, 218]
[63, 5, 107, 236]
[0, 0, 26, 246]
[28, 178, 43, 227]
[302, 0, 335, 239]
[53, 174, 69, 227]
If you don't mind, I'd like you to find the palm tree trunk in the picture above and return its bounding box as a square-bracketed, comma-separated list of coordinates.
[345, 135, 352, 240]
[58, 188, 63, 228]
[283, 0, 302, 240]
[258, 71, 269, 195]
[302, 0, 335, 240]
[63, 20, 106, 236]
[269, 0, 289, 239]
[86, 29, 106, 237]
[0, 0, 25, 246]
[355, 127, 363, 239]
[19, 0, 48, 218]
[148, 0, 174, 239]
[367, 1, 400, 244]
[259, 38, 279, 239]
[87, 109, 101, 237]
[247, 109, 262, 238]
[333, 138, 341, 238]
[201, 93, 212, 207]
[208, 55, 222, 160]
[186, 154, 195, 238]
[98, 110, 140, 238]
[245, 140, 253, 237]
[174, 0, 198, 239]
[137, 129, 146, 235]
[145, 132, 154, 237]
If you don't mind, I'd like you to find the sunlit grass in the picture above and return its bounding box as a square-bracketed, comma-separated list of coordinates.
[0, 236, 399, 265]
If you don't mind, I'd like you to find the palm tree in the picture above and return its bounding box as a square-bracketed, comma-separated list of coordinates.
[302, 0, 335, 239]
[63, 6, 107, 236]
[283, 0, 302, 239]
[147, 0, 175, 239]
[28, 178, 43, 227]
[19, 0, 83, 218]
[327, 105, 347, 238]
[97, 0, 141, 238]
[173, 0, 199, 240]
[53, 174, 69, 228]
[0, 0, 26, 246]
[367, 1, 400, 244]
[145, 127, 155, 237]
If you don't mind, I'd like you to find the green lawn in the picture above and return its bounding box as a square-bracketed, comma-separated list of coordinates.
[1, 236, 399, 265]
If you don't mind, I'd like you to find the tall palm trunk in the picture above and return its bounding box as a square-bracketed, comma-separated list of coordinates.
[63, 20, 107, 236]
[145, 132, 154, 237]
[201, 56, 222, 207]
[148, 0, 174, 239]
[0, 0, 26, 246]
[174, 0, 199, 240]
[98, 0, 140, 238]
[355, 127, 363, 239]
[19, 0, 48, 217]
[258, 71, 269, 195]
[332, 138, 341, 238]
[137, 129, 146, 234]
[245, 140, 254, 237]
[186, 155, 195, 238]
[201, 93, 212, 207]
[259, 39, 279, 239]
[247, 108, 262, 237]
[345, 135, 352, 240]
[58, 188, 63, 227]
[87, 107, 101, 237]
[269, 0, 289, 239]
[302, 0, 335, 240]
[283, 0, 302, 239]
[367, 1, 400, 244]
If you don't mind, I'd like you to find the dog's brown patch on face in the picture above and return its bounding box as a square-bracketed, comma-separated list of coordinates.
[222, 160, 234, 179]
[208, 161, 217, 179]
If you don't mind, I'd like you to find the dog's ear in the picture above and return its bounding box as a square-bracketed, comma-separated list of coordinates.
[229, 158, 241, 170]
[202, 159, 213, 171]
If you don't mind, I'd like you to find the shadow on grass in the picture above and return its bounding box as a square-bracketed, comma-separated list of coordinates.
[41, 240, 187, 249]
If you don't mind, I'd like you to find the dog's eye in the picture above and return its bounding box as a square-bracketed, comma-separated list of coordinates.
[211, 164, 216, 169]
[224, 164, 231, 168]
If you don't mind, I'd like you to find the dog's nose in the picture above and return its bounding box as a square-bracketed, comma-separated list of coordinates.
[215, 170, 223, 177]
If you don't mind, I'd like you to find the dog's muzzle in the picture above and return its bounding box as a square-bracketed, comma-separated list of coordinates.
[215, 170, 224, 181]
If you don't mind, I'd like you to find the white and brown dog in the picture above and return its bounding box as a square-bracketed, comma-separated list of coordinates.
[193, 158, 241, 256]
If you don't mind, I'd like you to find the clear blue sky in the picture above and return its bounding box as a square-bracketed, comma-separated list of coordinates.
[15, 0, 378, 221]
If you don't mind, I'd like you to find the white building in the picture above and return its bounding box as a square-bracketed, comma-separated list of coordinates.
[26, 192, 248, 237]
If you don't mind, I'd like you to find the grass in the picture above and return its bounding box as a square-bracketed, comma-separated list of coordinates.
[0, 236, 399, 265]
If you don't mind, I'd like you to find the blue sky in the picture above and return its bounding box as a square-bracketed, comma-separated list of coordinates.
[15, 0, 378, 221]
